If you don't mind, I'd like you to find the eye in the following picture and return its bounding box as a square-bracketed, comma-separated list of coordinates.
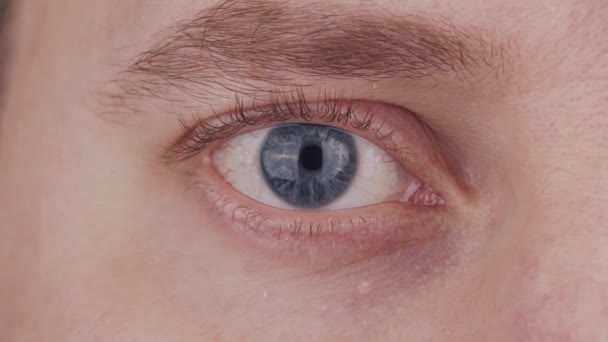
[172, 94, 450, 255]
[213, 123, 417, 210]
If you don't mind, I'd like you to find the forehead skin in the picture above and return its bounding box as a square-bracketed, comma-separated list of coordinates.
[1, 0, 607, 341]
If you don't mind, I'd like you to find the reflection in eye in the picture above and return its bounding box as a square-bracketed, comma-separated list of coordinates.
[213, 123, 417, 210]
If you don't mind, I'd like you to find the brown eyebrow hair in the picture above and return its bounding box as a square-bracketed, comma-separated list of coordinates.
[107, 0, 508, 110]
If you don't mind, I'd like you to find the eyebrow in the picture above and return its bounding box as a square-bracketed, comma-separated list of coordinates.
[108, 0, 507, 108]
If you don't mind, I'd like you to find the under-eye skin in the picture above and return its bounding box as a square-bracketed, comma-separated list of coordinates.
[170, 91, 453, 258]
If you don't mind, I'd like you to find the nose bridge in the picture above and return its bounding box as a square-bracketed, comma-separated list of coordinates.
[487, 66, 608, 338]
[493, 117, 608, 339]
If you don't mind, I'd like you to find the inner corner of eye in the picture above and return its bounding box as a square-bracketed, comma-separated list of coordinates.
[208, 123, 434, 210]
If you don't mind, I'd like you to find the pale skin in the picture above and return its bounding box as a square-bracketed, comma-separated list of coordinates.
[0, 0, 607, 341]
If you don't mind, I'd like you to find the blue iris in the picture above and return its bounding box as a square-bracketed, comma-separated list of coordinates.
[260, 124, 358, 208]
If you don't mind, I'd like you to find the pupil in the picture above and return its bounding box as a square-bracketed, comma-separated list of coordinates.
[299, 144, 323, 172]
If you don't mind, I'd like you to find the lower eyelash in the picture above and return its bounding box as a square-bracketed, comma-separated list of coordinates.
[190, 181, 449, 255]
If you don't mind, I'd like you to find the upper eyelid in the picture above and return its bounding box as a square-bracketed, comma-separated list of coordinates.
[164, 90, 396, 163]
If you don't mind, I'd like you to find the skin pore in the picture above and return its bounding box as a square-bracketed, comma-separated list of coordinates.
[0, 0, 607, 341]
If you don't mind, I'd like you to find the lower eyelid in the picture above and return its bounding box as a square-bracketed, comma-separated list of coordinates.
[188, 174, 451, 261]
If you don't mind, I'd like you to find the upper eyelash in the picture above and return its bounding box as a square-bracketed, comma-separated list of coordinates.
[165, 88, 396, 162]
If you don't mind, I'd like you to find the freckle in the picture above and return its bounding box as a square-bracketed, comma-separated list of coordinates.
[357, 281, 372, 295]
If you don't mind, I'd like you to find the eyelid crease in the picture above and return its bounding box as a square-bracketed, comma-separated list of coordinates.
[165, 88, 398, 163]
